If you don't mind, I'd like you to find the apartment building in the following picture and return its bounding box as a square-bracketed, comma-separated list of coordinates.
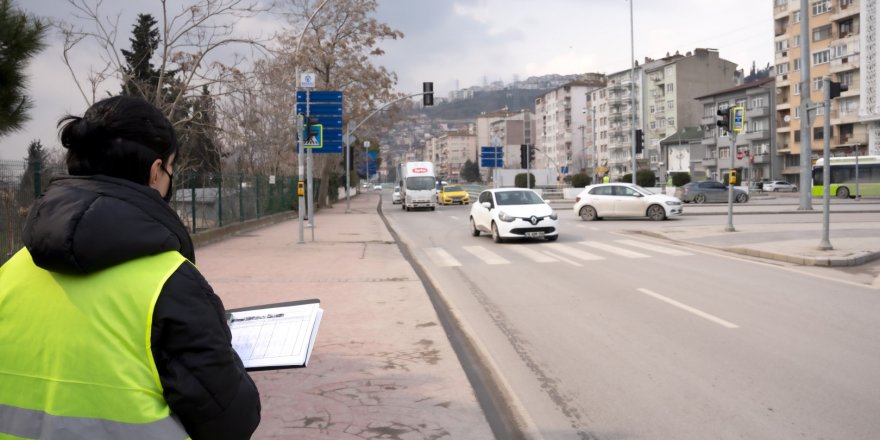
[696, 77, 778, 182]
[434, 129, 477, 182]
[644, 49, 739, 172]
[535, 76, 606, 180]
[474, 109, 536, 175]
[773, 0, 871, 178]
[861, 0, 879, 154]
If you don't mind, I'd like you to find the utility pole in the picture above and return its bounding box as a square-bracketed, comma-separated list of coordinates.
[798, 0, 813, 210]
[629, 0, 637, 185]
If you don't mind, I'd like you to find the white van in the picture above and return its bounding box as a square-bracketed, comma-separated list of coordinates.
[399, 161, 437, 211]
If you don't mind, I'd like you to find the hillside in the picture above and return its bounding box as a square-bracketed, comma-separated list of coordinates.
[415, 88, 547, 120]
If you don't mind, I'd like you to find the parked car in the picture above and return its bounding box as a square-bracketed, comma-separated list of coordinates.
[392, 186, 402, 204]
[573, 183, 683, 221]
[470, 188, 559, 243]
[763, 180, 798, 192]
[438, 184, 470, 205]
[675, 180, 749, 204]
[373, 184, 383, 190]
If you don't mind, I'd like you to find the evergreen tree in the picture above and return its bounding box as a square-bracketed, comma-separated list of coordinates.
[0, 0, 46, 137]
[120, 13, 160, 99]
[460, 159, 482, 183]
[17, 139, 49, 205]
[183, 85, 222, 177]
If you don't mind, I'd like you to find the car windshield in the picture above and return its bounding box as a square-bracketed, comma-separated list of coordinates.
[443, 185, 463, 192]
[495, 190, 543, 206]
[406, 176, 436, 190]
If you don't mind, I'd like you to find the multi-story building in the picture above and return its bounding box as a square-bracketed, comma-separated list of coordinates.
[487, 112, 536, 170]
[589, 66, 651, 180]
[861, 0, 880, 154]
[434, 129, 477, 182]
[644, 49, 739, 172]
[696, 77, 778, 182]
[535, 76, 606, 180]
[773, 0, 872, 180]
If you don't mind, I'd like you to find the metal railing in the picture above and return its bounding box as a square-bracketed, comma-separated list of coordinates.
[1, 160, 303, 265]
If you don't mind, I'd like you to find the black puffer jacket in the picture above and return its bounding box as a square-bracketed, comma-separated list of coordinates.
[23, 175, 261, 439]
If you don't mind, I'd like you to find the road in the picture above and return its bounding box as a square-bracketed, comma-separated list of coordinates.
[381, 192, 880, 440]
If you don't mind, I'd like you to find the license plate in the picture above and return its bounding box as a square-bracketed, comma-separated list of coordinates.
[526, 231, 545, 238]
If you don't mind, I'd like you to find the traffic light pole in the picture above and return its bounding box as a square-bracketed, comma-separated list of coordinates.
[725, 131, 737, 232]
[819, 76, 833, 250]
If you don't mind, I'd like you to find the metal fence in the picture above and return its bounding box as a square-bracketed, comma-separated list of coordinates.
[1, 160, 302, 265]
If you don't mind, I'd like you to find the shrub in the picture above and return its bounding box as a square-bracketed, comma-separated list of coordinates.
[514, 173, 535, 188]
[620, 170, 656, 187]
[569, 172, 592, 188]
[671, 172, 691, 187]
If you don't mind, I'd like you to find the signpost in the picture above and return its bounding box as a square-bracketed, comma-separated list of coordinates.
[480, 146, 503, 188]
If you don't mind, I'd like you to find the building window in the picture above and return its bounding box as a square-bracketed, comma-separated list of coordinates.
[838, 71, 854, 86]
[668, 117, 675, 127]
[753, 119, 768, 131]
[704, 104, 715, 117]
[832, 44, 848, 59]
[795, 107, 800, 119]
[841, 0, 854, 6]
[751, 96, 766, 108]
[720, 147, 730, 159]
[793, 34, 800, 47]
[794, 58, 802, 71]
[813, 78, 825, 91]
[735, 98, 747, 108]
[839, 19, 854, 37]
[811, 0, 829, 15]
[839, 98, 858, 114]
[776, 39, 789, 52]
[776, 62, 789, 74]
[649, 105, 655, 113]
[794, 82, 801, 95]
[667, 100, 674, 110]
[812, 50, 830, 65]
[793, 10, 801, 23]
[813, 127, 824, 139]
[666, 83, 674, 93]
[812, 25, 832, 42]
[650, 121, 656, 129]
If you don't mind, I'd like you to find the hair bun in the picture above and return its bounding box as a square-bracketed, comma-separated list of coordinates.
[60, 116, 106, 151]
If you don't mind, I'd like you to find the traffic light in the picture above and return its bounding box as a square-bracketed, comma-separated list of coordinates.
[634, 129, 644, 154]
[829, 81, 848, 99]
[728, 170, 737, 185]
[520, 144, 528, 168]
[304, 117, 322, 147]
[423, 82, 434, 106]
[717, 107, 731, 133]
[528, 145, 535, 164]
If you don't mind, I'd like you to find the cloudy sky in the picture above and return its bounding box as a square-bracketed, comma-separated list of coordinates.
[1, 0, 773, 160]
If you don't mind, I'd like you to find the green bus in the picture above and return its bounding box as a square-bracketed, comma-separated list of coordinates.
[811, 155, 880, 198]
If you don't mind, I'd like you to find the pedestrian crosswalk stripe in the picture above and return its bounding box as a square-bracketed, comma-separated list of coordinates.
[462, 246, 510, 265]
[543, 243, 604, 261]
[579, 241, 649, 258]
[615, 239, 693, 256]
[507, 246, 559, 263]
[424, 247, 461, 267]
[539, 250, 582, 267]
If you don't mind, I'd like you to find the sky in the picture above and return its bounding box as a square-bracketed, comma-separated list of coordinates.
[1, 0, 774, 161]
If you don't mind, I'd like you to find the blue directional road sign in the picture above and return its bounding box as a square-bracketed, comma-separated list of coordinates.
[479, 146, 503, 168]
[296, 90, 344, 153]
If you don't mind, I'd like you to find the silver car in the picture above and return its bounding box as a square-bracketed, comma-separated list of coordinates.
[675, 180, 749, 204]
[762, 180, 798, 192]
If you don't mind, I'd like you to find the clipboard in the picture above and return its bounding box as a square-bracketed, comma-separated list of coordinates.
[226, 299, 323, 371]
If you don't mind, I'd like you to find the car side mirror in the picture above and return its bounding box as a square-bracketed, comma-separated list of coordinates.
[633, 193, 643, 198]
[481, 201, 492, 209]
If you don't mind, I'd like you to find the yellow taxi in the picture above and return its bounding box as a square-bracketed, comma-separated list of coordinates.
[438, 184, 470, 205]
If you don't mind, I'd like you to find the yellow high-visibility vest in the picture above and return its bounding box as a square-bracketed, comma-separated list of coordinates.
[0, 248, 190, 439]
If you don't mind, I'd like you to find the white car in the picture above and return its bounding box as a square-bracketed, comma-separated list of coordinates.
[373, 184, 383, 190]
[762, 180, 798, 192]
[573, 183, 683, 221]
[469, 188, 559, 243]
[392, 186, 401, 204]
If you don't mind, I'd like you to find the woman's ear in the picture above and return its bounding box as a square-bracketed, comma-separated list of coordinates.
[148, 158, 163, 189]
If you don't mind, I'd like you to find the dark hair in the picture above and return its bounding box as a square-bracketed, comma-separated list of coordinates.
[58, 96, 178, 185]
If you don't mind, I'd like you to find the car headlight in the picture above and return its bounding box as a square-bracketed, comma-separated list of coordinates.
[498, 211, 516, 222]
[549, 212, 558, 220]
[665, 201, 681, 206]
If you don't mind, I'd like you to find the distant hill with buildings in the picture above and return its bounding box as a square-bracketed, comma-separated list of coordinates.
[415, 88, 547, 120]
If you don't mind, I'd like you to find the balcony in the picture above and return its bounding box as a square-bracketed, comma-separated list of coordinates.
[746, 107, 769, 118]
[832, 111, 861, 125]
[744, 129, 770, 141]
[752, 153, 771, 164]
[700, 115, 716, 125]
[774, 2, 788, 19]
[830, 54, 859, 73]
[834, 132, 869, 147]
[830, 0, 859, 21]
[776, 74, 790, 85]
[702, 136, 717, 146]
[702, 157, 717, 167]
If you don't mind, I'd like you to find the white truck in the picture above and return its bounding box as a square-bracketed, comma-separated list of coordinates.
[398, 161, 437, 211]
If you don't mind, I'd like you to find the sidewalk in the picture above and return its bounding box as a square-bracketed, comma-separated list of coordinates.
[194, 193, 495, 439]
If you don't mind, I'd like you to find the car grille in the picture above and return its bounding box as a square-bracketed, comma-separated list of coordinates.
[510, 226, 556, 234]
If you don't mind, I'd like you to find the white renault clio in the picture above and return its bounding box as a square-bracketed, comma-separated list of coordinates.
[469, 188, 559, 243]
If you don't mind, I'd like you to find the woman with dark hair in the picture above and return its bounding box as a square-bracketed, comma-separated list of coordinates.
[0, 96, 261, 439]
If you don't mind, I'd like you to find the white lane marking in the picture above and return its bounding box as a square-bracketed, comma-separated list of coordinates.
[636, 288, 739, 329]
[544, 243, 605, 261]
[580, 241, 649, 258]
[449, 216, 460, 220]
[462, 246, 511, 265]
[539, 250, 582, 267]
[424, 247, 461, 267]
[615, 239, 694, 256]
[508, 246, 559, 263]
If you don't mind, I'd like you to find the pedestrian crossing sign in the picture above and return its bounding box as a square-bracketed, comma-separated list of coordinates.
[303, 123, 323, 148]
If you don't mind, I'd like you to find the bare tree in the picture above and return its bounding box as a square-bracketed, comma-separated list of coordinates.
[55, 0, 271, 148]
[276, 0, 407, 207]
